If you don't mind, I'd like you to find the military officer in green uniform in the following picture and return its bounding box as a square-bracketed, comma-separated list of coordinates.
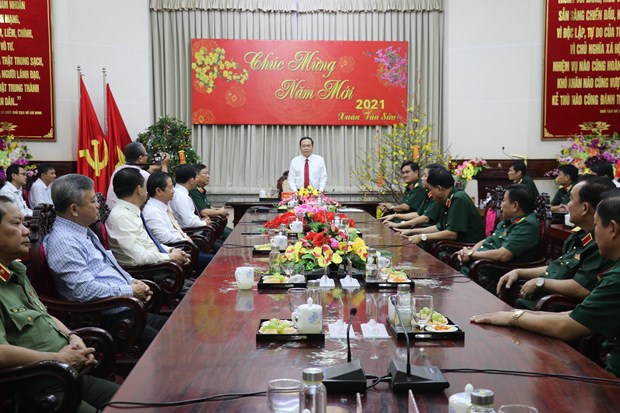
[508, 160, 539, 198]
[381, 164, 445, 230]
[551, 164, 579, 212]
[471, 192, 620, 378]
[0, 196, 118, 412]
[457, 185, 541, 290]
[403, 168, 485, 246]
[189, 163, 232, 240]
[378, 161, 426, 214]
[496, 177, 615, 310]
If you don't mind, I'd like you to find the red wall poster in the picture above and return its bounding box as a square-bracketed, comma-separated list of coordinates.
[191, 39, 409, 126]
[543, 0, 620, 140]
[0, 0, 54, 141]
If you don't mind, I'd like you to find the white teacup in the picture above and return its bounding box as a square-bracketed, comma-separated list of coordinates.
[290, 220, 303, 233]
[234, 266, 254, 290]
[291, 297, 322, 333]
[271, 235, 288, 251]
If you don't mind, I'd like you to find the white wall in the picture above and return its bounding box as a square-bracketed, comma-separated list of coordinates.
[27, 0, 151, 161]
[444, 0, 564, 160]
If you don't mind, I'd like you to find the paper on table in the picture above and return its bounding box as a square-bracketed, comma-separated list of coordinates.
[328, 320, 357, 339]
[361, 320, 390, 338]
[338, 207, 364, 212]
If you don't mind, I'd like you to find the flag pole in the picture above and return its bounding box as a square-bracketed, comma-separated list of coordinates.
[102, 66, 107, 135]
[77, 65, 82, 101]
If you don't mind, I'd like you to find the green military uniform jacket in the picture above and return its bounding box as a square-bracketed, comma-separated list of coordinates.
[401, 180, 426, 212]
[418, 191, 443, 226]
[516, 228, 613, 309]
[436, 187, 485, 243]
[189, 185, 232, 239]
[461, 213, 541, 281]
[479, 212, 541, 262]
[0, 261, 69, 351]
[551, 184, 572, 206]
[518, 175, 540, 198]
[570, 260, 620, 377]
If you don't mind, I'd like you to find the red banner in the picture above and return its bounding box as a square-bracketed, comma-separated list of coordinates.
[191, 39, 408, 126]
[543, 0, 620, 140]
[0, 0, 54, 141]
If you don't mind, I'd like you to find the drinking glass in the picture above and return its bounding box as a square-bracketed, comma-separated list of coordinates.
[267, 379, 302, 413]
[378, 256, 392, 281]
[287, 288, 308, 313]
[281, 260, 295, 277]
[498, 405, 539, 413]
[411, 295, 433, 330]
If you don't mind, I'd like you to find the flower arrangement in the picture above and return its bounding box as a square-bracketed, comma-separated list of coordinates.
[556, 122, 620, 174]
[0, 122, 35, 183]
[279, 186, 340, 210]
[450, 158, 489, 185]
[282, 229, 367, 272]
[353, 102, 451, 203]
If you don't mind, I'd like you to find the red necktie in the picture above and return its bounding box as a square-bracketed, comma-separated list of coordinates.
[304, 158, 310, 188]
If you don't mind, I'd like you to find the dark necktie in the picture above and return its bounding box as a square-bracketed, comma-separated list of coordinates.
[87, 230, 131, 282]
[140, 213, 167, 253]
[304, 158, 310, 188]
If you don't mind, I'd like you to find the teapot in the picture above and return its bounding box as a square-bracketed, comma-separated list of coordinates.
[271, 233, 288, 251]
[291, 297, 322, 333]
[289, 219, 304, 233]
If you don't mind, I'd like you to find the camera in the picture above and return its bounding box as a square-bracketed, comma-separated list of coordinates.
[152, 152, 162, 164]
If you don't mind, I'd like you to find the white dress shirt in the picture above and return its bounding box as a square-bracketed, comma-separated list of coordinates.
[142, 198, 187, 244]
[105, 199, 171, 266]
[0, 181, 32, 217]
[169, 184, 206, 228]
[106, 165, 151, 209]
[288, 154, 328, 192]
[29, 178, 53, 207]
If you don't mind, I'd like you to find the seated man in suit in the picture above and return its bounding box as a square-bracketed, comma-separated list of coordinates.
[189, 163, 232, 240]
[0, 195, 118, 412]
[105, 168, 192, 294]
[169, 164, 211, 229]
[456, 184, 541, 291]
[45, 174, 167, 349]
[381, 164, 445, 231]
[472, 191, 620, 378]
[28, 162, 56, 207]
[143, 171, 212, 274]
[0, 163, 32, 217]
[378, 161, 426, 214]
[591, 160, 620, 188]
[497, 176, 615, 309]
[402, 168, 485, 246]
[507, 160, 539, 197]
[550, 164, 579, 213]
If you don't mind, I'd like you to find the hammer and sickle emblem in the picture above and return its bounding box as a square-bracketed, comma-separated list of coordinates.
[79, 139, 109, 176]
[115, 146, 126, 169]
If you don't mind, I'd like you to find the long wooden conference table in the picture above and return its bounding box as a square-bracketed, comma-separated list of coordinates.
[105, 210, 620, 412]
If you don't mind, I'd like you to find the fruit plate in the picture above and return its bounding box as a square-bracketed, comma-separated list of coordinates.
[386, 317, 465, 341]
[257, 276, 307, 290]
[256, 319, 325, 344]
[253, 244, 273, 255]
[364, 276, 415, 289]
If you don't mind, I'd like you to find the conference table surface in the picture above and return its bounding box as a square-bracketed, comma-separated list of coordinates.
[105, 211, 620, 412]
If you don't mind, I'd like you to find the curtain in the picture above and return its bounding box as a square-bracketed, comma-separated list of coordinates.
[150, 0, 444, 194]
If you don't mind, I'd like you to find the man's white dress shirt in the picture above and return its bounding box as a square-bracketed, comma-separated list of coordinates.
[142, 198, 187, 244]
[106, 165, 151, 209]
[288, 154, 328, 192]
[29, 178, 53, 207]
[0, 181, 32, 216]
[169, 184, 206, 228]
[105, 199, 171, 266]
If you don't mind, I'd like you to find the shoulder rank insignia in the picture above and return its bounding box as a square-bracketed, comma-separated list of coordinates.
[581, 232, 593, 247]
[0, 263, 11, 283]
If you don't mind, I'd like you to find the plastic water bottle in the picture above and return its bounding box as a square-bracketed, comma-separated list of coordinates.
[396, 284, 412, 327]
[365, 248, 378, 280]
[269, 242, 280, 274]
[299, 368, 326, 413]
[467, 389, 496, 413]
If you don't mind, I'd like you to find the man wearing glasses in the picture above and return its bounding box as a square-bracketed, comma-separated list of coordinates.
[106, 142, 170, 209]
[0, 163, 32, 217]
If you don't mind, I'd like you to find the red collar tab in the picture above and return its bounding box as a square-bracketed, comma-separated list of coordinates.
[0, 264, 10, 283]
[581, 232, 593, 247]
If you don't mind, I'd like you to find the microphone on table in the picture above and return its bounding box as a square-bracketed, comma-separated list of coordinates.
[388, 296, 449, 393]
[323, 307, 367, 393]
